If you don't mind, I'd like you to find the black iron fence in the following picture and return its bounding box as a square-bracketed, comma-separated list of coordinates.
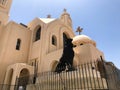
[1, 61, 120, 90]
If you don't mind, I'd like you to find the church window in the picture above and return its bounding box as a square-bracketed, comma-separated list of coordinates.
[52, 35, 57, 46]
[35, 27, 41, 41]
[16, 39, 21, 50]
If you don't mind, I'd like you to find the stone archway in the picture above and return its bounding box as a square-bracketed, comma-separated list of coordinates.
[19, 69, 29, 77]
[17, 68, 30, 90]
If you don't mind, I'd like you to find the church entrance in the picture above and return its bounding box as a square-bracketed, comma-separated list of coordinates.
[16, 69, 29, 90]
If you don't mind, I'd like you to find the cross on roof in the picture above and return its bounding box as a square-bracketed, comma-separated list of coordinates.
[47, 14, 51, 18]
[64, 8, 67, 12]
[76, 26, 83, 35]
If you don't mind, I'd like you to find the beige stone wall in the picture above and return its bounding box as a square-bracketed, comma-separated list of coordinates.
[41, 49, 63, 72]
[0, 21, 31, 84]
[28, 18, 45, 62]
[28, 18, 75, 73]
[0, 24, 4, 43]
[74, 44, 104, 65]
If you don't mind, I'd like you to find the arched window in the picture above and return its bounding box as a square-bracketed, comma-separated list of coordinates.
[16, 39, 21, 50]
[35, 27, 41, 41]
[63, 33, 69, 48]
[52, 35, 57, 46]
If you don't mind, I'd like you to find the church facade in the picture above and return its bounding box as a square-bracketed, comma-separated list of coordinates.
[0, 0, 120, 90]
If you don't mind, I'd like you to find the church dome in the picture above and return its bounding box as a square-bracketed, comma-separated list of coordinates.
[72, 35, 96, 47]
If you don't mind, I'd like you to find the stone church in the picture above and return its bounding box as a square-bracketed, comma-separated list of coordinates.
[0, 0, 120, 90]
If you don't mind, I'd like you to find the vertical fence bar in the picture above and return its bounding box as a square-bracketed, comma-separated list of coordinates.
[67, 71, 70, 89]
[94, 61, 101, 89]
[43, 72, 45, 90]
[97, 60, 106, 89]
[59, 73, 62, 90]
[46, 72, 48, 90]
[49, 72, 50, 90]
[109, 66, 117, 90]
[103, 62, 110, 89]
[40, 73, 42, 90]
[88, 63, 93, 89]
[79, 65, 83, 89]
[114, 68, 119, 89]
[83, 63, 87, 90]
[60, 72, 64, 90]
[96, 61, 105, 89]
[65, 71, 67, 90]
[81, 64, 86, 90]
[53, 72, 54, 90]
[73, 68, 77, 89]
[57, 72, 59, 90]
[67, 71, 69, 90]
[58, 73, 61, 88]
[54, 72, 56, 90]
[84, 63, 89, 90]
[57, 68, 59, 90]
[75, 66, 79, 89]
[90, 61, 97, 89]
[70, 70, 72, 90]
[71, 70, 73, 90]
[52, 72, 54, 90]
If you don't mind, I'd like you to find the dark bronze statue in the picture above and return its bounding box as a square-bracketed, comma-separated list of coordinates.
[55, 39, 75, 73]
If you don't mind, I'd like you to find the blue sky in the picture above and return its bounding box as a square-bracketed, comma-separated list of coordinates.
[10, 0, 120, 68]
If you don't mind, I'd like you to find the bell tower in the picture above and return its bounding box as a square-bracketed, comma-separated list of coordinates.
[0, 0, 12, 25]
[60, 9, 72, 28]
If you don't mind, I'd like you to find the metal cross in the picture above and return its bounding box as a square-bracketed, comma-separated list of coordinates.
[47, 14, 51, 18]
[64, 8, 67, 12]
[76, 26, 83, 35]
